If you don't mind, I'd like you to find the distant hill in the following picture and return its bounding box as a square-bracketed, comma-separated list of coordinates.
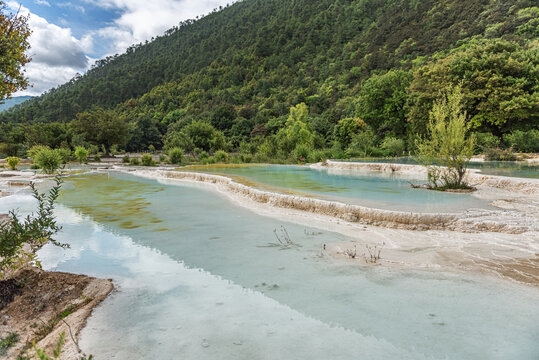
[0, 0, 536, 155]
[0, 96, 33, 112]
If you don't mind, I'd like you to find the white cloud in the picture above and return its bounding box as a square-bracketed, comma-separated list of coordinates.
[87, 0, 231, 54]
[35, 0, 51, 6]
[7, 2, 91, 95]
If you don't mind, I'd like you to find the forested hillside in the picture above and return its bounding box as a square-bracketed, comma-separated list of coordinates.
[1, 0, 537, 159]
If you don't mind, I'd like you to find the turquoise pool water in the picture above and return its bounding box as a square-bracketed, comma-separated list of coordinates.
[185, 165, 492, 212]
[347, 158, 539, 179]
[2, 173, 536, 360]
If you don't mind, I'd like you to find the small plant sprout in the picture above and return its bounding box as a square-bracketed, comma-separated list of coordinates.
[259, 226, 301, 250]
[364, 243, 384, 264]
[344, 246, 357, 259]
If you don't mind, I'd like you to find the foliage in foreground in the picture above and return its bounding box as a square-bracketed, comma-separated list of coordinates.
[0, 176, 66, 279]
[416, 86, 475, 189]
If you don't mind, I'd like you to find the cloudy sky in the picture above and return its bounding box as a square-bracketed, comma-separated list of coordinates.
[7, 0, 231, 96]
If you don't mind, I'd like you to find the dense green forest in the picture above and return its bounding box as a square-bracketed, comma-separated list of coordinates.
[1, 0, 538, 161]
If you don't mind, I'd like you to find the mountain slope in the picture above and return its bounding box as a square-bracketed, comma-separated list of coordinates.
[1, 0, 534, 124]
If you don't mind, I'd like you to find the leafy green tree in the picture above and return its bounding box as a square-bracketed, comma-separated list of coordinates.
[0, 2, 31, 100]
[415, 85, 475, 189]
[408, 39, 538, 136]
[128, 114, 162, 151]
[357, 70, 412, 137]
[70, 107, 129, 155]
[333, 117, 366, 148]
[276, 103, 314, 155]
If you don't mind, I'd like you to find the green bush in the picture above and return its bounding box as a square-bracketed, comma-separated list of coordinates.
[308, 149, 331, 163]
[474, 132, 500, 153]
[0, 177, 66, 279]
[5, 157, 20, 170]
[74, 146, 89, 163]
[214, 150, 229, 163]
[159, 154, 167, 163]
[203, 155, 216, 164]
[93, 155, 101, 162]
[57, 148, 71, 164]
[122, 155, 130, 163]
[504, 130, 539, 153]
[484, 147, 518, 161]
[240, 153, 252, 163]
[27, 145, 50, 162]
[35, 149, 62, 174]
[168, 147, 184, 164]
[292, 144, 310, 163]
[129, 157, 140, 165]
[198, 150, 209, 161]
[141, 153, 154, 166]
[381, 136, 405, 156]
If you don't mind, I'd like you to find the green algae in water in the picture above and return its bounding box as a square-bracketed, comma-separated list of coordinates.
[182, 164, 492, 212]
[60, 173, 167, 232]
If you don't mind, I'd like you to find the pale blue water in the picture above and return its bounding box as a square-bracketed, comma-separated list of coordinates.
[347, 158, 539, 179]
[1, 173, 536, 360]
[187, 165, 492, 212]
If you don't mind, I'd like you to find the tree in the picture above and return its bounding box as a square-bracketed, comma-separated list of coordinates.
[357, 70, 412, 138]
[70, 107, 129, 155]
[415, 85, 475, 189]
[0, 2, 31, 101]
[407, 39, 538, 136]
[333, 117, 366, 148]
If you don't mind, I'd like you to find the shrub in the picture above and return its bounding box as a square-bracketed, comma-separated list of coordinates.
[74, 146, 89, 164]
[474, 132, 500, 153]
[0, 177, 66, 279]
[203, 156, 216, 164]
[93, 155, 101, 162]
[35, 149, 62, 174]
[381, 136, 405, 156]
[159, 154, 167, 163]
[292, 144, 310, 163]
[148, 144, 156, 153]
[122, 155, 130, 163]
[198, 150, 209, 161]
[168, 147, 183, 164]
[141, 153, 154, 166]
[214, 150, 229, 163]
[27, 145, 50, 162]
[415, 86, 474, 189]
[240, 153, 252, 163]
[308, 149, 331, 163]
[504, 130, 539, 153]
[129, 157, 140, 165]
[57, 148, 71, 164]
[5, 157, 20, 170]
[484, 147, 518, 161]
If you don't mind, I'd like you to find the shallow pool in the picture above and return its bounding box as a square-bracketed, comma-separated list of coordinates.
[184, 165, 492, 212]
[2, 173, 536, 359]
[347, 158, 539, 179]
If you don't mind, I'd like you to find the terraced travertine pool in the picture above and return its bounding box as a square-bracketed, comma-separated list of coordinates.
[2, 172, 536, 360]
[183, 164, 493, 212]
